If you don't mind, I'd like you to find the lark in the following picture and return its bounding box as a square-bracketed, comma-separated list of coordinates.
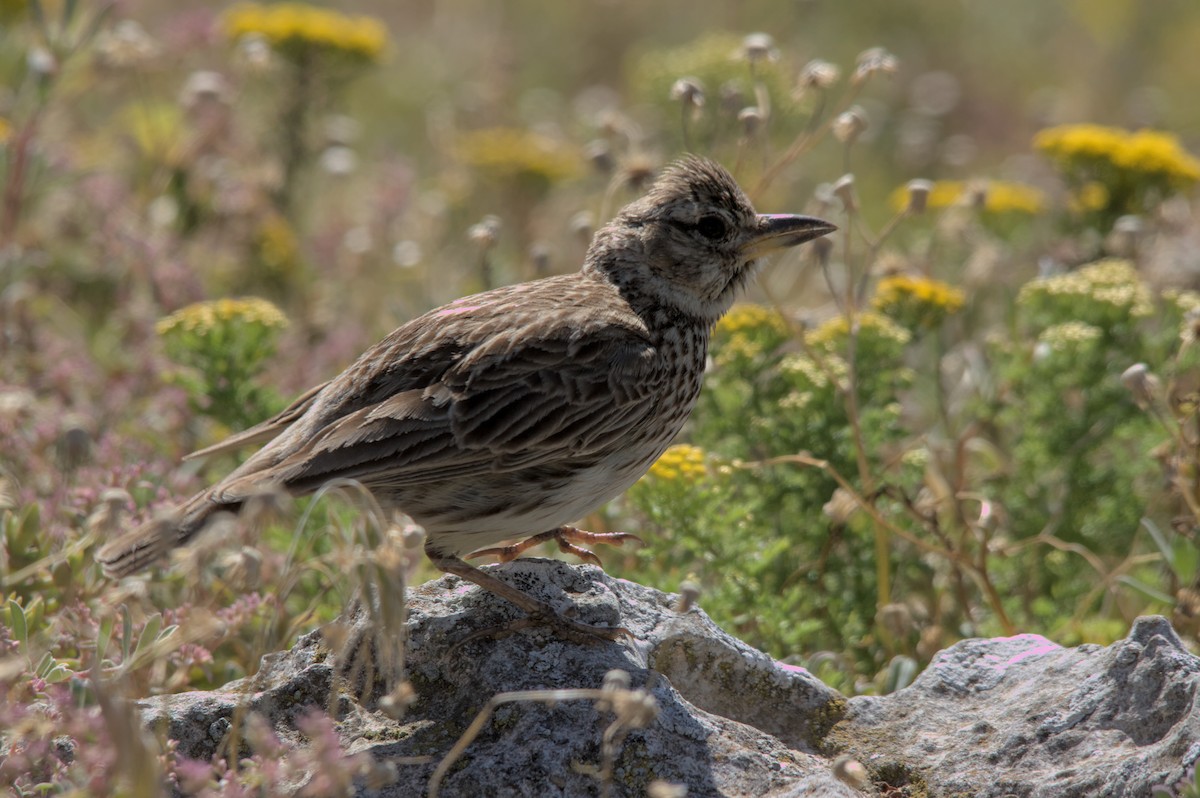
[97, 156, 834, 639]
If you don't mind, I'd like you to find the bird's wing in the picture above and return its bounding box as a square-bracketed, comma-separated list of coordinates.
[183, 380, 331, 461]
[223, 310, 664, 497]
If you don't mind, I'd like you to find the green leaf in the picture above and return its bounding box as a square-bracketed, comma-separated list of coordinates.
[96, 613, 115, 665]
[1117, 575, 1174, 605]
[1140, 517, 1173, 569]
[8, 599, 27, 653]
[120, 604, 133, 664]
[131, 612, 163, 665]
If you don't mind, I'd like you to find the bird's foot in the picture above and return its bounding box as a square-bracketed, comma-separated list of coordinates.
[430, 546, 632, 645]
[466, 525, 643, 567]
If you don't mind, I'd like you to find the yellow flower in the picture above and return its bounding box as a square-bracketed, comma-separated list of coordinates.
[456, 128, 581, 184]
[648, 444, 708, 482]
[1114, 129, 1200, 181]
[0, 117, 11, 146]
[889, 180, 1046, 214]
[1067, 181, 1109, 213]
[872, 274, 965, 330]
[1034, 124, 1200, 185]
[716, 304, 789, 339]
[157, 297, 288, 338]
[807, 311, 912, 349]
[222, 3, 388, 62]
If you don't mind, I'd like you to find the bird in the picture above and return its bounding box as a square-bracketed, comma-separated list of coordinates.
[96, 155, 835, 640]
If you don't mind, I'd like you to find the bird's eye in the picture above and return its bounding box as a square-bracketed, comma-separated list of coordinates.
[696, 214, 727, 240]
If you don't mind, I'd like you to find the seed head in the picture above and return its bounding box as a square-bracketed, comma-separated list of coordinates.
[467, 215, 502, 248]
[741, 33, 778, 65]
[669, 77, 706, 109]
[853, 46, 898, 85]
[738, 106, 765, 137]
[904, 179, 934, 214]
[832, 106, 868, 145]
[797, 59, 841, 93]
[832, 174, 858, 213]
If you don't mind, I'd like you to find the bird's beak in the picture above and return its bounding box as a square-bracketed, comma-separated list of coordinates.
[740, 214, 837, 260]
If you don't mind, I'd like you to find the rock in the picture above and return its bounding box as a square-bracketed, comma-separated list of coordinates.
[829, 615, 1200, 797]
[138, 560, 1200, 797]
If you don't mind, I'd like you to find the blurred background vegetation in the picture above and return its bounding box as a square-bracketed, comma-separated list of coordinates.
[5, 0, 1200, 792]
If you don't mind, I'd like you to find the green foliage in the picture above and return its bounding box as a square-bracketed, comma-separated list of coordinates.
[157, 297, 289, 429]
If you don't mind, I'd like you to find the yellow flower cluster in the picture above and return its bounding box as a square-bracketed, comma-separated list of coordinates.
[1018, 259, 1153, 317]
[890, 180, 1046, 214]
[712, 304, 790, 365]
[872, 274, 965, 330]
[648, 444, 708, 482]
[457, 128, 581, 184]
[222, 3, 388, 62]
[716, 304, 789, 339]
[806, 311, 912, 349]
[1034, 124, 1200, 184]
[1038, 321, 1102, 352]
[156, 297, 288, 337]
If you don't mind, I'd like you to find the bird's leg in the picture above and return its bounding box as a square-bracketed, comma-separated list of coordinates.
[427, 541, 629, 643]
[466, 525, 643, 567]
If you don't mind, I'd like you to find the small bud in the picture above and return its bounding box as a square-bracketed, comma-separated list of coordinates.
[467, 215, 502, 248]
[1121, 362, 1160, 409]
[797, 59, 841, 93]
[180, 71, 231, 109]
[27, 46, 57, 78]
[904, 179, 934, 214]
[853, 46, 898, 84]
[1107, 214, 1144, 257]
[319, 145, 358, 176]
[832, 106, 868, 145]
[832, 174, 857, 213]
[738, 106, 765, 137]
[669, 77, 706, 109]
[741, 33, 777, 65]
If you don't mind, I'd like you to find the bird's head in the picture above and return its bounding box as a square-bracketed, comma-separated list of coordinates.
[589, 155, 835, 324]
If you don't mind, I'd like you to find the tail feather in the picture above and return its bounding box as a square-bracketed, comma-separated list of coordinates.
[94, 493, 238, 578]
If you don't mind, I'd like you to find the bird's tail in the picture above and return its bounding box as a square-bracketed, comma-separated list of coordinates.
[94, 491, 237, 578]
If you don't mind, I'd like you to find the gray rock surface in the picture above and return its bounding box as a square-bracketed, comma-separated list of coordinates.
[139, 560, 1200, 797]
